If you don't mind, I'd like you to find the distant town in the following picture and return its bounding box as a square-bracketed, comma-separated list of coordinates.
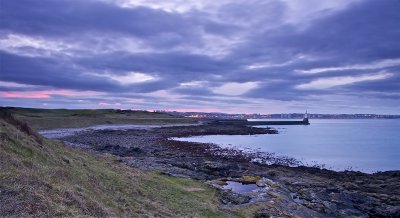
[154, 110, 400, 119]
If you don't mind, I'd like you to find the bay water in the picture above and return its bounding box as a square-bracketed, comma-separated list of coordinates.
[174, 119, 400, 173]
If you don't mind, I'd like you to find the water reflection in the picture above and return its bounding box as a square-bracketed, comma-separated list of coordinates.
[223, 181, 258, 193]
[174, 119, 400, 173]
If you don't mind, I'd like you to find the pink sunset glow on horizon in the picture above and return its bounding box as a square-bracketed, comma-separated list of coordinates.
[0, 90, 104, 99]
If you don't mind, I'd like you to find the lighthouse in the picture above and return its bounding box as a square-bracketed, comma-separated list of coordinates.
[303, 111, 310, 124]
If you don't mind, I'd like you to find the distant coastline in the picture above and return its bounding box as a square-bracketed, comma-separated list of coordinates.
[163, 110, 400, 120]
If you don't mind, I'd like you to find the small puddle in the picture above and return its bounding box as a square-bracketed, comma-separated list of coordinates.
[223, 181, 258, 194]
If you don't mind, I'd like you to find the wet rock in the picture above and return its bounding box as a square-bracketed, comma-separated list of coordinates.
[219, 191, 251, 205]
[291, 181, 310, 187]
[95, 144, 142, 157]
[253, 211, 270, 218]
[369, 205, 400, 217]
[385, 205, 400, 217]
[172, 162, 196, 170]
[290, 193, 305, 204]
[339, 208, 368, 218]
[322, 201, 337, 213]
[199, 161, 240, 176]
[203, 161, 239, 171]
[253, 206, 293, 218]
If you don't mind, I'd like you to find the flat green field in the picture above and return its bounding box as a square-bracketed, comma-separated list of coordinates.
[2, 107, 196, 130]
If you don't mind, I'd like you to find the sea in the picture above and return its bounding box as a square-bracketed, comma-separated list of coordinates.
[173, 119, 400, 173]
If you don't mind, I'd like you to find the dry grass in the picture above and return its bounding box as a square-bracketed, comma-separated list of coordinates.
[0, 114, 227, 217]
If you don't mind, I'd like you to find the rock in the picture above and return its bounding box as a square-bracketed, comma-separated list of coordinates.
[220, 191, 251, 205]
[253, 206, 291, 218]
[339, 209, 367, 218]
[61, 158, 70, 164]
[200, 161, 239, 176]
[388, 206, 400, 217]
[213, 179, 228, 186]
[206, 179, 228, 188]
[256, 177, 277, 188]
[95, 144, 142, 157]
[253, 210, 274, 218]
[290, 193, 305, 204]
[172, 162, 195, 170]
[203, 161, 224, 170]
[322, 201, 337, 213]
[240, 176, 262, 184]
[370, 205, 400, 217]
[291, 181, 310, 187]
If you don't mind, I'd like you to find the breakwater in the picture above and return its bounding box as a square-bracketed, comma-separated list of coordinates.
[210, 118, 310, 125]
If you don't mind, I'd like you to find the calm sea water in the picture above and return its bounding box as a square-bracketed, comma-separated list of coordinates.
[174, 119, 400, 173]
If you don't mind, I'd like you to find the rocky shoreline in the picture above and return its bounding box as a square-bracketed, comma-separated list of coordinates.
[56, 123, 399, 217]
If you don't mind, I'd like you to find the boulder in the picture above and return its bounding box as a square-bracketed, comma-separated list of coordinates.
[256, 177, 277, 188]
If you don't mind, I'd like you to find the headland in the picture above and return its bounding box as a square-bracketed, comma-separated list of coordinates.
[1, 107, 399, 217]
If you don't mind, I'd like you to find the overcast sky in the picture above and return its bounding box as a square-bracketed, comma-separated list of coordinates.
[1, 0, 400, 114]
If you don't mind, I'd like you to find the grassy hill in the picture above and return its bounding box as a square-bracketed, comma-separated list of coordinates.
[0, 110, 227, 217]
[3, 107, 196, 130]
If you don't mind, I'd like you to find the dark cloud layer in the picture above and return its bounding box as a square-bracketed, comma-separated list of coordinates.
[1, 0, 399, 113]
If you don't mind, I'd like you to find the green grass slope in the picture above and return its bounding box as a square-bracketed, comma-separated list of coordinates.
[0, 112, 226, 217]
[2, 107, 196, 130]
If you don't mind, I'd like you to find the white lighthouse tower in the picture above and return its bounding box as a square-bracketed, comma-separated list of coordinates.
[303, 110, 309, 124]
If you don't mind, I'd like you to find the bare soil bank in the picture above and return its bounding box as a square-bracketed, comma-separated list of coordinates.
[59, 123, 400, 217]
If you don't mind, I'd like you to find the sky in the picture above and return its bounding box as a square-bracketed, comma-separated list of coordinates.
[1, 0, 400, 114]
